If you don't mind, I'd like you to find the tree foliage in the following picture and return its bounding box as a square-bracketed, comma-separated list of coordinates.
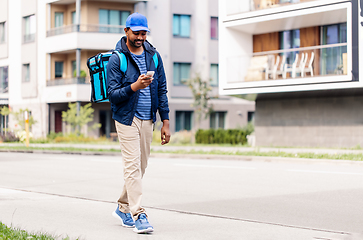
[12, 108, 37, 130]
[186, 74, 214, 123]
[62, 103, 100, 134]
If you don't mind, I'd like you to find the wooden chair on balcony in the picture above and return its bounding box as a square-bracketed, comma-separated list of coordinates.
[284, 53, 299, 78]
[302, 52, 314, 77]
[294, 52, 307, 78]
[265, 55, 279, 80]
[273, 55, 286, 79]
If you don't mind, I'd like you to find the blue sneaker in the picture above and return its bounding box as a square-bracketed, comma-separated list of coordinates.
[133, 213, 154, 234]
[112, 207, 135, 228]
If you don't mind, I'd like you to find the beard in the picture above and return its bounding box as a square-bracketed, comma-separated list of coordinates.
[131, 39, 144, 48]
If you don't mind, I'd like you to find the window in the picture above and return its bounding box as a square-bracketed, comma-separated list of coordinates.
[211, 17, 218, 40]
[0, 22, 5, 44]
[55, 12, 64, 28]
[210, 64, 219, 86]
[99, 9, 130, 33]
[22, 64, 30, 82]
[173, 14, 191, 38]
[280, 29, 300, 65]
[55, 62, 63, 78]
[23, 15, 36, 43]
[0, 66, 8, 93]
[321, 23, 347, 75]
[173, 63, 191, 85]
[210, 112, 226, 129]
[248, 111, 255, 123]
[175, 111, 193, 132]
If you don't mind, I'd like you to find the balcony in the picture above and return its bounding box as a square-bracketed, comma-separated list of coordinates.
[45, 24, 126, 53]
[45, 77, 91, 103]
[240, 44, 348, 84]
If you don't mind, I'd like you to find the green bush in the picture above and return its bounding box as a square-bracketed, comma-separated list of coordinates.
[195, 128, 252, 145]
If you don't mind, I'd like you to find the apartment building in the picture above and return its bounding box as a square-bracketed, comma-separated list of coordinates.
[0, 0, 255, 139]
[219, 0, 363, 147]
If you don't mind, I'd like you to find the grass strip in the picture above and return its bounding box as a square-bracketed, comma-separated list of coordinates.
[0, 221, 72, 240]
[151, 149, 363, 161]
[1, 146, 363, 161]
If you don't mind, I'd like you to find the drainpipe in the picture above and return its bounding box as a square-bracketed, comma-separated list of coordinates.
[76, 48, 81, 81]
[76, 0, 81, 31]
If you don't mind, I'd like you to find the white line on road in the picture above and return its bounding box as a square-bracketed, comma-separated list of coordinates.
[174, 163, 256, 170]
[287, 169, 363, 175]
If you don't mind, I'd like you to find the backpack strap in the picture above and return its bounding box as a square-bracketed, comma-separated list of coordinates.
[152, 53, 158, 69]
[113, 50, 127, 73]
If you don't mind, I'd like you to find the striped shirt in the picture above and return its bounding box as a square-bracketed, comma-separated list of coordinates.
[130, 51, 152, 120]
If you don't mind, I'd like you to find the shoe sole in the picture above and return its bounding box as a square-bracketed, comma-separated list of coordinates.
[133, 227, 154, 234]
[112, 211, 135, 228]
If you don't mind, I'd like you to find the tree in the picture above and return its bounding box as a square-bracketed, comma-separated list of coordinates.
[12, 108, 37, 130]
[186, 74, 214, 128]
[62, 102, 100, 135]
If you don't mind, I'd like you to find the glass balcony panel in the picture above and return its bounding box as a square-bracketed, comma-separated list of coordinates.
[46, 77, 89, 86]
[233, 44, 348, 83]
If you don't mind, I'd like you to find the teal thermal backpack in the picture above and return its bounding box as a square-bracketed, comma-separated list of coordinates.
[87, 50, 159, 103]
[87, 50, 126, 103]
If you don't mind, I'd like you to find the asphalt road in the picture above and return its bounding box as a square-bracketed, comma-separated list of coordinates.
[0, 152, 362, 240]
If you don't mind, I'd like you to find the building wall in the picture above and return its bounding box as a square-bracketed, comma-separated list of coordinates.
[255, 90, 363, 148]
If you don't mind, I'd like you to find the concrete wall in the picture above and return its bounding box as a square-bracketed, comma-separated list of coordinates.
[255, 89, 363, 148]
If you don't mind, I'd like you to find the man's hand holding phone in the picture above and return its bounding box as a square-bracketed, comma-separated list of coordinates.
[131, 71, 154, 91]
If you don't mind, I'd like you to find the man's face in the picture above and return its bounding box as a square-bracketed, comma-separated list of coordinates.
[125, 29, 147, 48]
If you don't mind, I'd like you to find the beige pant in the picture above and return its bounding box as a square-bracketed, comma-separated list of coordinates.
[115, 117, 153, 218]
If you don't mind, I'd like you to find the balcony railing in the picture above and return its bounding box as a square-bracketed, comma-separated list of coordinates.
[227, 0, 317, 15]
[238, 43, 348, 82]
[46, 77, 89, 86]
[47, 24, 125, 37]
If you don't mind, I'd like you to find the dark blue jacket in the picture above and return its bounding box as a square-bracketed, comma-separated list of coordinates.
[107, 36, 169, 126]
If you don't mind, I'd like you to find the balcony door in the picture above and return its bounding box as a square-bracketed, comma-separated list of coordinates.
[321, 23, 347, 75]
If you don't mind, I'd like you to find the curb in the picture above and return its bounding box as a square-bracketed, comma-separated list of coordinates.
[1, 148, 363, 166]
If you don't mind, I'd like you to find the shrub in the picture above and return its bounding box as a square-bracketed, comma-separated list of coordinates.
[171, 130, 194, 144]
[195, 128, 251, 145]
[0, 132, 20, 142]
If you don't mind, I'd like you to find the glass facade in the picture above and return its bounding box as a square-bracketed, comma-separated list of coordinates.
[99, 9, 130, 33]
[321, 23, 347, 75]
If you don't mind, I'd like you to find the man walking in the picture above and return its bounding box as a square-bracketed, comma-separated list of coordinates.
[107, 12, 170, 234]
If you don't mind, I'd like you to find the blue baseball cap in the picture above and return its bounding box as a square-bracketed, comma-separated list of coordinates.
[126, 13, 150, 32]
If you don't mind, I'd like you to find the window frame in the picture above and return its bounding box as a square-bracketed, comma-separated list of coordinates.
[0, 22, 6, 44]
[175, 111, 193, 132]
[55, 61, 64, 78]
[210, 17, 218, 40]
[23, 15, 36, 44]
[22, 63, 30, 83]
[0, 66, 8, 93]
[173, 62, 192, 86]
[173, 14, 191, 38]
[210, 63, 219, 87]
[210, 111, 226, 129]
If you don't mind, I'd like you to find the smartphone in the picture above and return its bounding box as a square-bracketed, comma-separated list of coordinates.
[146, 71, 155, 77]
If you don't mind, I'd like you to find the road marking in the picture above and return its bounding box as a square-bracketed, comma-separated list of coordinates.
[174, 163, 255, 170]
[287, 169, 363, 175]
